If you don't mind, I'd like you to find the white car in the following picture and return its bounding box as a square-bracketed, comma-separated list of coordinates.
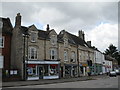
[109, 71, 116, 77]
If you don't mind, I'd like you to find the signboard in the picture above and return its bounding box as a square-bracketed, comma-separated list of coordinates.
[26, 60, 60, 64]
[0, 56, 3, 68]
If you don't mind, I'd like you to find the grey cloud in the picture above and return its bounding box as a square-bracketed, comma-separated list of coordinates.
[1, 2, 118, 51]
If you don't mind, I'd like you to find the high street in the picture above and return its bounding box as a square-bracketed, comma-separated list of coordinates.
[3, 76, 119, 89]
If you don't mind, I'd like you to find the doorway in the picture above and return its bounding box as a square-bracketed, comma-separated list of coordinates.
[39, 66, 43, 79]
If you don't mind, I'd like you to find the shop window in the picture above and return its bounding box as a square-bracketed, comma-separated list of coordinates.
[44, 65, 49, 76]
[64, 51, 68, 61]
[50, 49, 57, 60]
[65, 66, 70, 76]
[27, 66, 38, 77]
[49, 64, 58, 76]
[0, 37, 4, 48]
[28, 47, 37, 60]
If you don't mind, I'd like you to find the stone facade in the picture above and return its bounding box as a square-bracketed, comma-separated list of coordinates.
[11, 13, 96, 80]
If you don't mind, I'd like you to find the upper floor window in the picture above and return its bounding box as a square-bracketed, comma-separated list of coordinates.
[50, 48, 57, 60]
[31, 33, 36, 42]
[64, 51, 68, 61]
[64, 38, 68, 47]
[28, 47, 37, 60]
[50, 35, 57, 45]
[71, 51, 76, 62]
[0, 37, 4, 48]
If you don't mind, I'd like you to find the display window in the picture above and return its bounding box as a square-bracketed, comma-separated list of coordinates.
[65, 66, 71, 76]
[49, 64, 58, 76]
[27, 64, 38, 77]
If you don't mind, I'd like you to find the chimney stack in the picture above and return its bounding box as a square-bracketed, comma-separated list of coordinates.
[46, 24, 50, 31]
[78, 30, 85, 40]
[87, 41, 91, 47]
[15, 13, 21, 27]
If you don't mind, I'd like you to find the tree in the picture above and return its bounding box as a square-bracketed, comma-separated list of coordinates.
[105, 44, 120, 65]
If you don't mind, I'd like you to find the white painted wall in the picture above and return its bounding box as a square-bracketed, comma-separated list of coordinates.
[94, 50, 104, 64]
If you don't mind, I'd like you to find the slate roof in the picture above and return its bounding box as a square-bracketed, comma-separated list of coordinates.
[20, 24, 93, 49]
[38, 30, 52, 39]
[20, 26, 29, 35]
[58, 30, 89, 47]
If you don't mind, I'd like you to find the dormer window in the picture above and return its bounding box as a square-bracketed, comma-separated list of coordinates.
[51, 35, 57, 45]
[64, 38, 68, 47]
[31, 32, 36, 42]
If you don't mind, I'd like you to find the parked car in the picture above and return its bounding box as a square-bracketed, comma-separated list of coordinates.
[115, 69, 120, 75]
[109, 71, 116, 77]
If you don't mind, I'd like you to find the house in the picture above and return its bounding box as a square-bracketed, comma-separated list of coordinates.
[93, 49, 105, 75]
[0, 17, 13, 80]
[11, 13, 95, 80]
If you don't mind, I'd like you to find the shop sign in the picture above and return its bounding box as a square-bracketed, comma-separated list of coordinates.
[26, 61, 60, 64]
[82, 63, 87, 67]
[43, 75, 59, 79]
[50, 64, 58, 67]
[28, 64, 36, 67]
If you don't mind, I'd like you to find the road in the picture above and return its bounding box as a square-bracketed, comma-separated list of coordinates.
[6, 76, 119, 88]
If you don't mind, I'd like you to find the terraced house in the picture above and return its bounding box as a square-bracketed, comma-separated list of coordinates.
[10, 13, 96, 80]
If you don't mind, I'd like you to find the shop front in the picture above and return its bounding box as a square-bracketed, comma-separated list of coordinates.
[26, 60, 60, 80]
[80, 63, 88, 76]
[64, 64, 78, 77]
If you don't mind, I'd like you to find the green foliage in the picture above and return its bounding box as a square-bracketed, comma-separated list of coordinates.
[105, 44, 120, 65]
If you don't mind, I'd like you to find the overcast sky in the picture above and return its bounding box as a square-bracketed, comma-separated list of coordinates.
[1, 1, 119, 52]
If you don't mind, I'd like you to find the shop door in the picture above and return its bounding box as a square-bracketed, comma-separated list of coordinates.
[61, 67, 63, 77]
[39, 67, 43, 79]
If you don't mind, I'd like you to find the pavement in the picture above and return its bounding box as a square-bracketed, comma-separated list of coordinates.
[2, 74, 108, 88]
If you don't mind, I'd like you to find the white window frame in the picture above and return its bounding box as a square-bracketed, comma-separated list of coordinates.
[64, 51, 68, 61]
[64, 38, 68, 47]
[0, 37, 4, 48]
[50, 35, 57, 45]
[28, 47, 37, 60]
[50, 48, 57, 60]
[31, 33, 36, 42]
[71, 51, 76, 62]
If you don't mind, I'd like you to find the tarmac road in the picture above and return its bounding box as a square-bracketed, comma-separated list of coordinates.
[6, 76, 119, 88]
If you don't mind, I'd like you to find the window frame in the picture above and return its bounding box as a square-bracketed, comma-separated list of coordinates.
[0, 37, 4, 48]
[31, 32, 36, 42]
[50, 48, 57, 60]
[50, 35, 57, 45]
[64, 50, 68, 61]
[71, 51, 76, 62]
[28, 47, 37, 60]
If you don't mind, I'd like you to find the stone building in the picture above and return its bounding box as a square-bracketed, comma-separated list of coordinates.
[11, 13, 95, 80]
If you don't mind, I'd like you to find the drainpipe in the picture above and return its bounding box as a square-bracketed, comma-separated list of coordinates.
[77, 45, 80, 77]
